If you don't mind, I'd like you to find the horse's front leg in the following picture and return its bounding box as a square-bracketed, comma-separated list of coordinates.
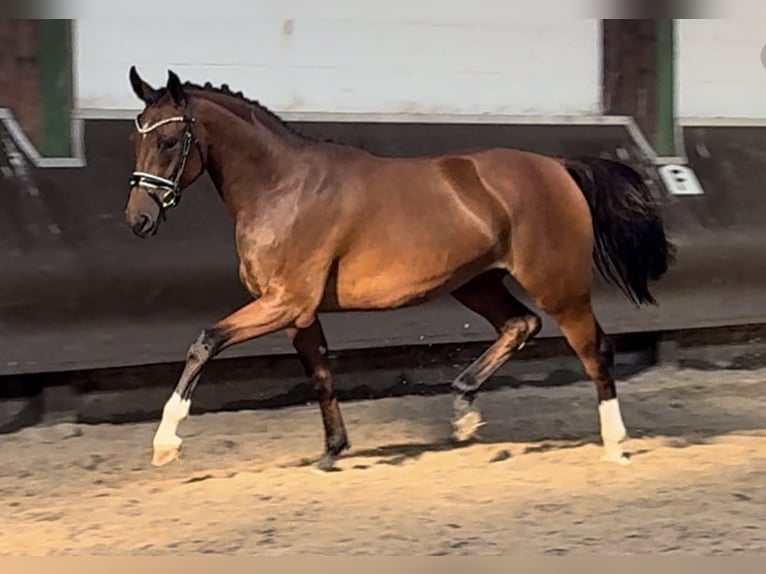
[287, 319, 349, 471]
[151, 295, 300, 466]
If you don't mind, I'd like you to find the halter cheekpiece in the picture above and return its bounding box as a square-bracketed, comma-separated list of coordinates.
[129, 113, 198, 211]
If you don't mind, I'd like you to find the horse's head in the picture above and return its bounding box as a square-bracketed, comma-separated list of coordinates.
[125, 66, 206, 237]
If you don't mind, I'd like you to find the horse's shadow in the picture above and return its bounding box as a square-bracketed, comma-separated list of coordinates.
[293, 434, 607, 470]
[291, 415, 764, 471]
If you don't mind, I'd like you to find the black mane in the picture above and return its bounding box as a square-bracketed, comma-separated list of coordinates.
[179, 80, 327, 143]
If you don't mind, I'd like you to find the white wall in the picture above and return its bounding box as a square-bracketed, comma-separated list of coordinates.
[73, 9, 602, 117]
[678, 19, 766, 119]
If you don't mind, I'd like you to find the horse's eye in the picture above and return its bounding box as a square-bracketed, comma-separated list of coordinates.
[161, 137, 179, 150]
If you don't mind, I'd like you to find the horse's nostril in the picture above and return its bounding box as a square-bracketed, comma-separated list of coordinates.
[132, 214, 154, 236]
[139, 215, 153, 232]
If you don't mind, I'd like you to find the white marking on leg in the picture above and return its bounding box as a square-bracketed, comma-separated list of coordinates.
[598, 398, 629, 465]
[452, 396, 485, 442]
[598, 398, 627, 444]
[153, 392, 191, 448]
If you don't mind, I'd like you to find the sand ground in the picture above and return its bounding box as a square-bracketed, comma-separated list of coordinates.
[1, 364, 764, 555]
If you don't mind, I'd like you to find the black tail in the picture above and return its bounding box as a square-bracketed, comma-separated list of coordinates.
[564, 157, 675, 306]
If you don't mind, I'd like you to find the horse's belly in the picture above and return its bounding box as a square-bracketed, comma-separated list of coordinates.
[329, 243, 500, 310]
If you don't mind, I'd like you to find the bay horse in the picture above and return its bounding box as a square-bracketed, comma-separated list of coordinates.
[125, 67, 674, 470]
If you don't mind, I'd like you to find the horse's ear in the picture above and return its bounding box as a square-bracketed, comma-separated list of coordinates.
[166, 70, 187, 107]
[129, 66, 158, 103]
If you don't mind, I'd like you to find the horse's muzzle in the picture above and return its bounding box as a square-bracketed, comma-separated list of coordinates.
[130, 213, 157, 238]
[125, 186, 162, 238]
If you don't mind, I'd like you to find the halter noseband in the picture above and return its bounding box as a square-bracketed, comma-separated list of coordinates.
[129, 113, 199, 211]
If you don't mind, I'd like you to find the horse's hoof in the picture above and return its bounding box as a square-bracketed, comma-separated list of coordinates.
[152, 445, 181, 467]
[452, 408, 485, 443]
[601, 453, 631, 466]
[601, 443, 630, 466]
[315, 452, 339, 473]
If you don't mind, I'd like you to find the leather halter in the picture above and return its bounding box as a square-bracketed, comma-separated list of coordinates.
[129, 113, 202, 211]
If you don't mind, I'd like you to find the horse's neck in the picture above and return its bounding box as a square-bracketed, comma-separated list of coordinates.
[197, 99, 298, 216]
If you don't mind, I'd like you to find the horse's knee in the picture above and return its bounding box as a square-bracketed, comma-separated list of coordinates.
[187, 329, 223, 363]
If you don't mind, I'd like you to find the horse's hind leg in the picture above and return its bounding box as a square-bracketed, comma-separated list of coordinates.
[450, 270, 542, 441]
[546, 300, 628, 464]
[288, 318, 350, 471]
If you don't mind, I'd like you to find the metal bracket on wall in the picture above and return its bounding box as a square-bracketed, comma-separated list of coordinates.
[0, 108, 86, 168]
[658, 164, 705, 196]
[619, 113, 705, 197]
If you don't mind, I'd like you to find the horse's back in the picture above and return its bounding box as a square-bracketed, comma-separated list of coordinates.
[314, 144, 591, 310]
